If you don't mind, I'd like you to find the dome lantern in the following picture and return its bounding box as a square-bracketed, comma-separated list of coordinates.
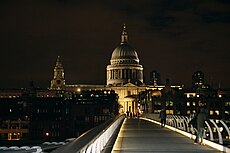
[121, 24, 128, 44]
[110, 24, 139, 65]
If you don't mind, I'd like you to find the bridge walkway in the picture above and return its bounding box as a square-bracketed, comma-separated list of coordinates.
[112, 118, 221, 153]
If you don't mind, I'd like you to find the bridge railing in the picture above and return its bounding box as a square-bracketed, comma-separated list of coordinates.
[166, 115, 230, 145]
[142, 113, 230, 153]
[51, 114, 125, 153]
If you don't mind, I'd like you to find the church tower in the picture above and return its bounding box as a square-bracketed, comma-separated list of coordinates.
[50, 56, 65, 90]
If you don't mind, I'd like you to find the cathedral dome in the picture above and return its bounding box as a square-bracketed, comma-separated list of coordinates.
[106, 24, 143, 86]
[110, 24, 139, 65]
[111, 44, 139, 64]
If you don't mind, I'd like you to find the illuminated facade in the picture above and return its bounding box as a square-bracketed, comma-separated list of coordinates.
[106, 83, 146, 114]
[106, 24, 143, 86]
[50, 56, 65, 90]
[54, 24, 147, 115]
[105, 24, 145, 114]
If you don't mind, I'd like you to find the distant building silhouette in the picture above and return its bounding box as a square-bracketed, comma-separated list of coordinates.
[192, 71, 204, 88]
[150, 70, 161, 86]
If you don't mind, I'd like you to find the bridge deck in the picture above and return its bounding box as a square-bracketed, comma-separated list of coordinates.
[112, 118, 220, 153]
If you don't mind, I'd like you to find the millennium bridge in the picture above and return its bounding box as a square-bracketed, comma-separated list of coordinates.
[0, 114, 229, 153]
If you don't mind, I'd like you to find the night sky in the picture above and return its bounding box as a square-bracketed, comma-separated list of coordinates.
[0, 0, 230, 89]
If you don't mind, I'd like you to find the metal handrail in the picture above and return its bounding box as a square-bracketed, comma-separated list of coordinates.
[51, 114, 125, 153]
[166, 115, 229, 145]
[142, 113, 230, 146]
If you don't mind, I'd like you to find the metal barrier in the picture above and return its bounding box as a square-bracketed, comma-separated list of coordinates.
[51, 114, 125, 153]
[166, 115, 230, 145]
[142, 113, 230, 152]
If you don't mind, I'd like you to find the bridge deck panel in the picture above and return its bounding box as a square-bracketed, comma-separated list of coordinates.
[112, 118, 220, 153]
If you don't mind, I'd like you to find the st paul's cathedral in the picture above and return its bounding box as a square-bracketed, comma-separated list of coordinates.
[50, 24, 163, 115]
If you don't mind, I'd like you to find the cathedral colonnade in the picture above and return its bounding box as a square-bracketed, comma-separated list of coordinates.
[107, 67, 143, 85]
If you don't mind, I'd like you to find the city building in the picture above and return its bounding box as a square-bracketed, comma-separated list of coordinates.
[48, 24, 230, 120]
[139, 79, 230, 120]
[55, 24, 147, 116]
[150, 70, 161, 86]
[106, 24, 144, 86]
[192, 71, 204, 88]
[50, 56, 65, 90]
[0, 87, 118, 141]
[1, 23, 230, 143]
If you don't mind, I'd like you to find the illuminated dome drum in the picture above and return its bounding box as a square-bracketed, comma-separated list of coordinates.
[106, 24, 143, 86]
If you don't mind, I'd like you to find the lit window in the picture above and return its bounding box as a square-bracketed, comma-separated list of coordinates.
[166, 110, 174, 114]
[210, 110, 213, 115]
[187, 102, 190, 106]
[192, 102, 196, 106]
[187, 110, 191, 114]
[169, 101, 173, 106]
[215, 110, 219, 115]
[225, 102, 230, 106]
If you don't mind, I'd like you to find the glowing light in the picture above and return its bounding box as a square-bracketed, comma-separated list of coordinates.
[219, 127, 223, 132]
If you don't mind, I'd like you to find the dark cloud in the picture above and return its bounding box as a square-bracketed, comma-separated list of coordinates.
[148, 15, 175, 30]
[219, 0, 230, 4]
[197, 11, 230, 23]
[155, 0, 195, 11]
